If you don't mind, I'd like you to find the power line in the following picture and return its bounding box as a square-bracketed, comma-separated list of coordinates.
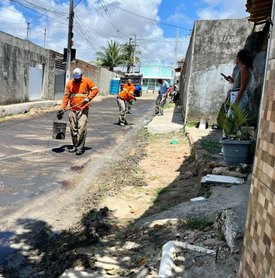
[0, 6, 24, 15]
[74, 0, 82, 9]
[99, 0, 120, 35]
[116, 6, 192, 32]
[28, 4, 62, 24]
[137, 36, 191, 43]
[74, 15, 99, 51]
[10, 0, 65, 16]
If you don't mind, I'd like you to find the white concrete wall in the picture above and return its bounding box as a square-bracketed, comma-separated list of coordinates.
[0, 31, 53, 105]
[180, 18, 254, 123]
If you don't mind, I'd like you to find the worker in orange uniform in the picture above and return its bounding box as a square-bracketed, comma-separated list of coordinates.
[117, 79, 136, 126]
[57, 68, 99, 155]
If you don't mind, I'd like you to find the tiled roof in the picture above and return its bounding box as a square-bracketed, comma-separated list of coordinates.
[246, 0, 273, 23]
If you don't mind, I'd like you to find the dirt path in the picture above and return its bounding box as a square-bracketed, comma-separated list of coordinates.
[99, 130, 198, 223]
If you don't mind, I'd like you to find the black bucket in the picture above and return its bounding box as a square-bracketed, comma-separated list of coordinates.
[52, 120, 67, 140]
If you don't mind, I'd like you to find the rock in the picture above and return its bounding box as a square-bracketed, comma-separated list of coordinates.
[183, 171, 194, 179]
[188, 230, 201, 242]
[212, 167, 247, 178]
[203, 238, 224, 247]
[218, 209, 244, 252]
[212, 167, 230, 175]
[176, 171, 194, 180]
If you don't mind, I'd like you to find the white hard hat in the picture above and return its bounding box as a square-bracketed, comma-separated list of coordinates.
[73, 68, 82, 79]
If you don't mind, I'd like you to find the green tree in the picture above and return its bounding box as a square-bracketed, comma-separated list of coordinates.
[121, 40, 141, 73]
[96, 40, 123, 71]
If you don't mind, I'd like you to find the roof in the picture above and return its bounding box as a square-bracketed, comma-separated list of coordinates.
[246, 0, 273, 23]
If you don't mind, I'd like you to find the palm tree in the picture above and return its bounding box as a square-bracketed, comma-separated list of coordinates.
[121, 41, 141, 73]
[96, 41, 123, 71]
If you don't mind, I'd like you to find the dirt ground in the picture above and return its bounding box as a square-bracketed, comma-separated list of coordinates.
[1, 122, 241, 277]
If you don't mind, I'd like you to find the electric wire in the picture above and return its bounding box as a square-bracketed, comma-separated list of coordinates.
[89, 2, 124, 41]
[10, 0, 65, 17]
[115, 6, 192, 32]
[74, 15, 99, 51]
[99, 0, 120, 35]
[74, 0, 82, 9]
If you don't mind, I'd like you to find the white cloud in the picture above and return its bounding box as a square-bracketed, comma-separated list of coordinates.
[0, 0, 250, 67]
[0, 2, 27, 38]
[198, 0, 248, 20]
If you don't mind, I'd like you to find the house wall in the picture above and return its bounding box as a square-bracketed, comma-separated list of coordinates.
[140, 64, 174, 91]
[0, 31, 52, 105]
[0, 31, 122, 105]
[239, 4, 275, 277]
[180, 19, 254, 123]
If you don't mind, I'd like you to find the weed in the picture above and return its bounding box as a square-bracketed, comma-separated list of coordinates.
[201, 153, 214, 160]
[137, 128, 150, 139]
[115, 231, 126, 241]
[132, 168, 145, 179]
[198, 184, 211, 198]
[217, 227, 225, 241]
[185, 121, 199, 128]
[164, 102, 176, 109]
[186, 216, 210, 230]
[200, 139, 221, 154]
[150, 187, 163, 204]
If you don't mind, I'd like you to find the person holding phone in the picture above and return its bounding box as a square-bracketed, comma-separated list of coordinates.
[222, 49, 253, 112]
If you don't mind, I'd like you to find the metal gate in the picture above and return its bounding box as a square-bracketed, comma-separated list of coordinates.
[28, 65, 43, 100]
[54, 68, 65, 99]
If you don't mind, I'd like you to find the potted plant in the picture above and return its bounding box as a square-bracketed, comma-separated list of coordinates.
[217, 102, 253, 165]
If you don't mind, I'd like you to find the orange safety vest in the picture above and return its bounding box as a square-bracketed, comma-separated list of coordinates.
[118, 83, 135, 101]
[61, 76, 99, 110]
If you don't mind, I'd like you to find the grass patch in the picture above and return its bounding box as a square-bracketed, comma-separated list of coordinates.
[164, 102, 176, 109]
[201, 153, 214, 160]
[200, 139, 221, 154]
[132, 168, 145, 180]
[185, 121, 198, 128]
[198, 184, 211, 199]
[217, 227, 225, 241]
[150, 187, 163, 204]
[186, 216, 210, 230]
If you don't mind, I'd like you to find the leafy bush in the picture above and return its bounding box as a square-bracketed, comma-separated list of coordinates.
[217, 102, 249, 140]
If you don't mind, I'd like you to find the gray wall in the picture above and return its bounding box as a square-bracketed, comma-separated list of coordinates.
[0, 31, 53, 105]
[0, 31, 122, 106]
[180, 18, 254, 123]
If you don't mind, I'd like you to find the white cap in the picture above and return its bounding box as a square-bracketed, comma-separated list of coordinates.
[73, 68, 82, 79]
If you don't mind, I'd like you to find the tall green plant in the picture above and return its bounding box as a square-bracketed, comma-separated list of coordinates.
[96, 40, 123, 71]
[121, 42, 141, 73]
[217, 102, 249, 140]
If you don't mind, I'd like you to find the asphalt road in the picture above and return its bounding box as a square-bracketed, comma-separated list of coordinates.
[0, 95, 155, 219]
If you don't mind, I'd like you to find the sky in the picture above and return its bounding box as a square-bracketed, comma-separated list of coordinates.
[0, 0, 248, 68]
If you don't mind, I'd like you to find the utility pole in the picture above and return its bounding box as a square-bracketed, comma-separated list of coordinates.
[132, 34, 136, 73]
[175, 27, 179, 67]
[65, 0, 74, 84]
[127, 37, 132, 74]
[26, 22, 30, 40]
[43, 28, 46, 48]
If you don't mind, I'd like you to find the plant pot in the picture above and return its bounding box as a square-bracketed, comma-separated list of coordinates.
[219, 138, 252, 165]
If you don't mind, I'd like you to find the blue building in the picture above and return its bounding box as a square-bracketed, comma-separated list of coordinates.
[140, 64, 174, 92]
